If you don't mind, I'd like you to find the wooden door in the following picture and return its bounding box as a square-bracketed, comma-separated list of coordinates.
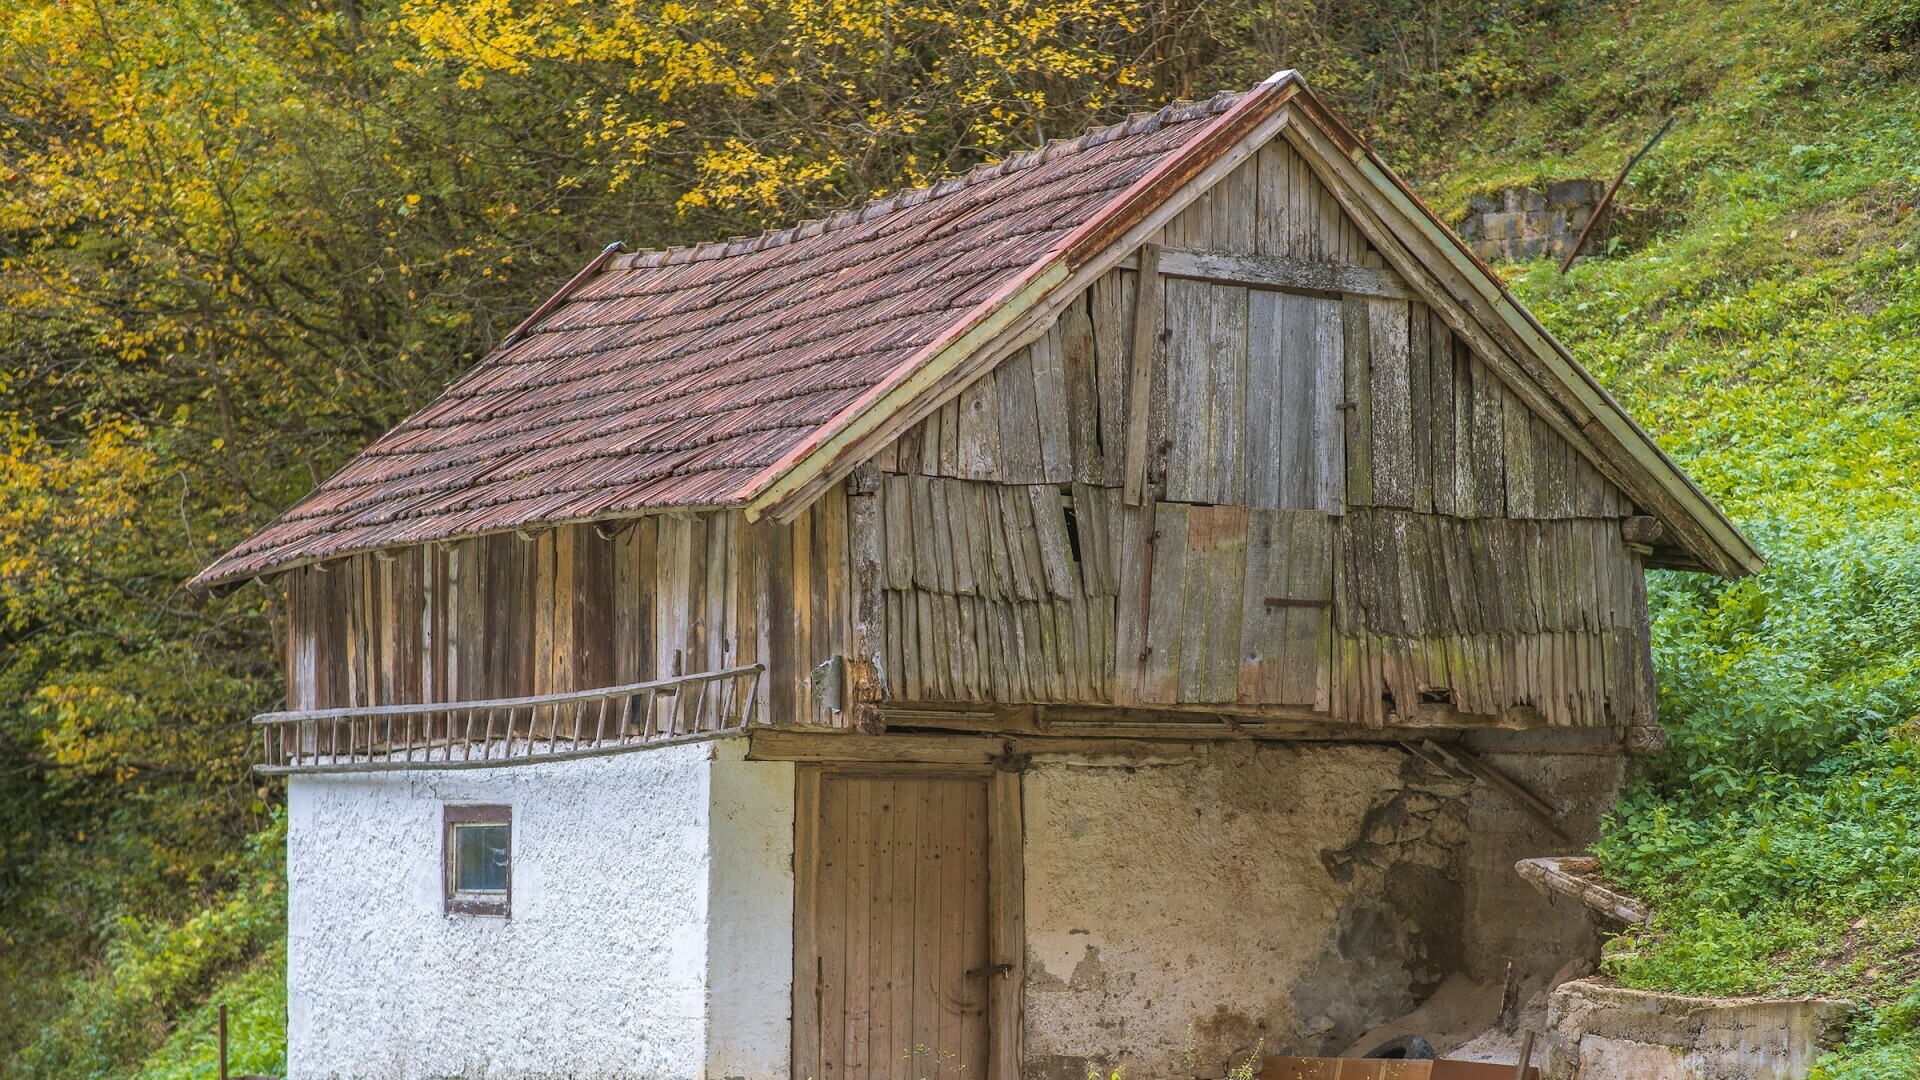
[795, 769, 1022, 1080]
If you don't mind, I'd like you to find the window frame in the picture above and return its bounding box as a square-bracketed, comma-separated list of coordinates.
[443, 804, 512, 918]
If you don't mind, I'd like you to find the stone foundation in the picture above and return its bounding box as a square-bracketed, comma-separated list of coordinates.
[1544, 980, 1853, 1080]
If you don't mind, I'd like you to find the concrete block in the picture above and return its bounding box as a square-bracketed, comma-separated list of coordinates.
[1505, 188, 1548, 213]
[1543, 980, 1853, 1080]
[1467, 192, 1502, 215]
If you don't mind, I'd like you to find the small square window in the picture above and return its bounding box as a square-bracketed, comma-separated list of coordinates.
[444, 805, 511, 917]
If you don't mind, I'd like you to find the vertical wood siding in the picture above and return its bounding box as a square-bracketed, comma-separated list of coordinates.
[284, 507, 850, 726]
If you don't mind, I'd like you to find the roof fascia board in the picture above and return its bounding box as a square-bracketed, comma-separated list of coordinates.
[744, 76, 1303, 523]
[1281, 98, 1760, 577]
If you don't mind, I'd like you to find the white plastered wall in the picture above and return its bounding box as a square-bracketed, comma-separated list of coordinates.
[285, 737, 794, 1080]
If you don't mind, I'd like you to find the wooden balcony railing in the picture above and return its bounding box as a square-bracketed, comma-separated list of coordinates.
[254, 664, 764, 774]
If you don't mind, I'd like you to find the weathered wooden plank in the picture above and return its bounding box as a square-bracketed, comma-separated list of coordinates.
[909, 475, 941, 592]
[1343, 297, 1373, 506]
[1060, 299, 1102, 485]
[1141, 502, 1188, 704]
[1312, 295, 1346, 514]
[1208, 284, 1250, 505]
[1122, 250, 1163, 505]
[1429, 310, 1457, 516]
[1244, 288, 1284, 510]
[1408, 302, 1434, 514]
[1289, 140, 1316, 261]
[1255, 140, 1291, 258]
[957, 371, 1002, 481]
[1210, 155, 1257, 254]
[996, 342, 1046, 485]
[1110, 501, 1151, 705]
[1195, 505, 1248, 703]
[1469, 355, 1507, 515]
[1147, 248, 1416, 300]
[1368, 298, 1414, 508]
[927, 478, 959, 595]
[1503, 386, 1538, 517]
[1028, 486, 1080, 600]
[1162, 277, 1214, 504]
[1276, 291, 1322, 508]
[881, 475, 914, 590]
[1091, 270, 1134, 489]
[1030, 321, 1073, 484]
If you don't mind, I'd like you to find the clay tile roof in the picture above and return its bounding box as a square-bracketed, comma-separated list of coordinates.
[194, 81, 1284, 588]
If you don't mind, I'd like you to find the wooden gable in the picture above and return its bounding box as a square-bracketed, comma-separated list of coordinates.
[853, 133, 1654, 730]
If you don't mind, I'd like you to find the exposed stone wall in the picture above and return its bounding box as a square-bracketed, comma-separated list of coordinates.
[1455, 182, 1606, 263]
[285, 738, 795, 1080]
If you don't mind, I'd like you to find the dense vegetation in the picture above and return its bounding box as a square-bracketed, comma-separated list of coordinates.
[2, 0, 1917, 1076]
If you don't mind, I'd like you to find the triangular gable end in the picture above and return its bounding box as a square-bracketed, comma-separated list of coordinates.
[744, 75, 1761, 580]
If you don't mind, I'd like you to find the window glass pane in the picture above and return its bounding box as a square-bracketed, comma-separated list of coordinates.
[452, 823, 509, 893]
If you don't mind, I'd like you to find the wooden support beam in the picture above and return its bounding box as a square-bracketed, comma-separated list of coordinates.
[1120, 247, 1415, 301]
[1422, 739, 1571, 846]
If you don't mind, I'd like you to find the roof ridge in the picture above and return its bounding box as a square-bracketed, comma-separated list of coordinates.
[611, 89, 1249, 272]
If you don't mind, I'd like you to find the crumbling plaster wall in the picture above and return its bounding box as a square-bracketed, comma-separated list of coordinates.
[1019, 743, 1477, 1080]
[1458, 751, 1626, 987]
[285, 737, 794, 1080]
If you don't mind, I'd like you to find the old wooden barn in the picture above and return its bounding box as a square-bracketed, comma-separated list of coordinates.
[196, 71, 1760, 1080]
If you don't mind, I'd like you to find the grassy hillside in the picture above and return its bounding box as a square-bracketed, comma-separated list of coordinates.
[1425, 1, 1920, 1075]
[12, 0, 1920, 1076]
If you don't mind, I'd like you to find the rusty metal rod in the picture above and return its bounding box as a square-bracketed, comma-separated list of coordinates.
[1559, 113, 1677, 273]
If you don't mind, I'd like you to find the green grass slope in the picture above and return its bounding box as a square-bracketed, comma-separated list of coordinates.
[1416, 1, 1920, 1074]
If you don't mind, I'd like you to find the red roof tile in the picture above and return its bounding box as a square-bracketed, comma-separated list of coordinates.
[195, 86, 1270, 587]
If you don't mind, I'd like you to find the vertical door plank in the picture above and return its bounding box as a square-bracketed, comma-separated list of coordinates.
[1030, 322, 1073, 484]
[1121, 253, 1162, 505]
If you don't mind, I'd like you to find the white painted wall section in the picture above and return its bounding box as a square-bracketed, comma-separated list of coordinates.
[285, 737, 796, 1080]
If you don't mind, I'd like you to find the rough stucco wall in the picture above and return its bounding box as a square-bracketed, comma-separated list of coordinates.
[287, 737, 796, 1080]
[1019, 744, 1474, 1080]
[1459, 753, 1625, 986]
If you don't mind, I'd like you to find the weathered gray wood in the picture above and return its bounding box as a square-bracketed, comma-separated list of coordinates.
[1141, 502, 1188, 704]
[1208, 284, 1249, 505]
[1368, 298, 1414, 508]
[1162, 277, 1214, 504]
[1060, 300, 1101, 485]
[1503, 386, 1538, 517]
[1140, 248, 1415, 300]
[957, 371, 1002, 481]
[1210, 155, 1257, 255]
[1110, 501, 1151, 705]
[1179, 505, 1247, 703]
[1469, 355, 1507, 514]
[1408, 301, 1434, 514]
[1030, 321, 1073, 484]
[1245, 288, 1285, 509]
[1254, 140, 1291, 259]
[1429, 310, 1456, 516]
[996, 342, 1045, 485]
[1343, 297, 1372, 506]
[1028, 486, 1080, 600]
[1313, 296, 1346, 514]
[1121, 248, 1162, 506]
[1090, 270, 1133, 489]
